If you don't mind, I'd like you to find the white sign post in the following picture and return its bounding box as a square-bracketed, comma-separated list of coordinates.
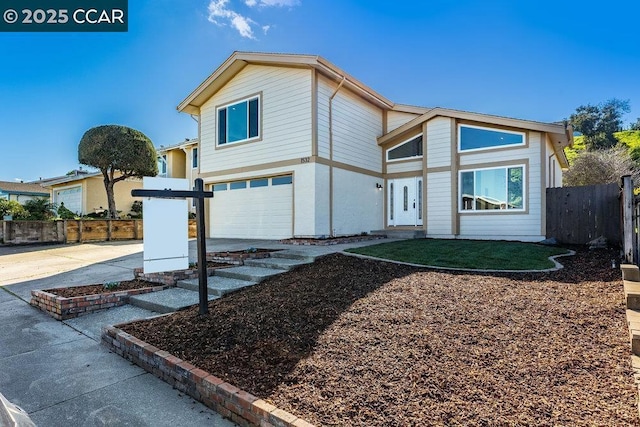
[140, 177, 189, 274]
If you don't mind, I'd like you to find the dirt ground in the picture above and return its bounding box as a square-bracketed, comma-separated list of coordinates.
[121, 247, 639, 426]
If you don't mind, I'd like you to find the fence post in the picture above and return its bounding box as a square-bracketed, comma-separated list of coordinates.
[622, 175, 634, 264]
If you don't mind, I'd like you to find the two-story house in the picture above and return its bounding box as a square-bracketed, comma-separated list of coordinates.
[177, 52, 572, 241]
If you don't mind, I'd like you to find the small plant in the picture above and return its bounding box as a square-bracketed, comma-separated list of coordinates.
[188, 262, 196, 268]
[103, 281, 120, 290]
[245, 247, 258, 253]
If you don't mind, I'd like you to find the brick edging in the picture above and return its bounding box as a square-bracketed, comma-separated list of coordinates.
[30, 285, 173, 320]
[101, 325, 314, 427]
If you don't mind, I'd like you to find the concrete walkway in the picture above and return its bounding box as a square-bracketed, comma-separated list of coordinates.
[0, 237, 394, 426]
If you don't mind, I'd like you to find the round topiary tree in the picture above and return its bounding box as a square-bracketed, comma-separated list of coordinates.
[78, 125, 158, 218]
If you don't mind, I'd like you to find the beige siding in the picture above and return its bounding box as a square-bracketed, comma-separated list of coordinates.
[386, 160, 423, 174]
[426, 117, 452, 168]
[318, 77, 383, 172]
[200, 65, 313, 174]
[545, 137, 563, 188]
[426, 171, 452, 235]
[459, 215, 543, 241]
[387, 111, 419, 132]
[317, 76, 331, 159]
[85, 177, 142, 215]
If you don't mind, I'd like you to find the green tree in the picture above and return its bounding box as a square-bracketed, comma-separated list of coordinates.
[78, 125, 158, 218]
[568, 99, 630, 150]
[563, 146, 639, 186]
[630, 118, 640, 131]
[0, 199, 29, 220]
[23, 197, 56, 220]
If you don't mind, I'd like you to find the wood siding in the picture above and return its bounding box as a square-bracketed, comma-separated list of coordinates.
[387, 111, 419, 132]
[426, 118, 452, 168]
[387, 160, 423, 174]
[426, 171, 453, 235]
[200, 65, 313, 174]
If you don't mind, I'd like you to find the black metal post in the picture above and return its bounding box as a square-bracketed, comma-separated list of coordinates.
[195, 178, 209, 315]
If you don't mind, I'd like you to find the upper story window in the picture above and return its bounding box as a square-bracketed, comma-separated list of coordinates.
[158, 155, 167, 176]
[217, 95, 260, 146]
[192, 148, 198, 168]
[460, 165, 525, 212]
[387, 135, 423, 161]
[458, 124, 525, 152]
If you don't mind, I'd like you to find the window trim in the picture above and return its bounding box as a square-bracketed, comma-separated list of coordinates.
[386, 135, 423, 162]
[458, 164, 526, 213]
[216, 93, 262, 147]
[192, 147, 198, 169]
[458, 124, 526, 153]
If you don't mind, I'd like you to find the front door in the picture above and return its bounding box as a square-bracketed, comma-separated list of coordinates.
[388, 178, 422, 226]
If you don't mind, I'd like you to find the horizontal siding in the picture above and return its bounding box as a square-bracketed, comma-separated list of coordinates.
[460, 214, 541, 238]
[200, 65, 312, 174]
[426, 117, 451, 168]
[317, 76, 331, 159]
[319, 77, 383, 172]
[387, 111, 419, 132]
[387, 160, 423, 174]
[426, 171, 452, 235]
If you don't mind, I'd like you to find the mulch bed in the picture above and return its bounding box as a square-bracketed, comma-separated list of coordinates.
[50, 279, 162, 298]
[120, 248, 639, 426]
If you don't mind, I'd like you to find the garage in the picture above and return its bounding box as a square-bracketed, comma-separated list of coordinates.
[54, 186, 82, 215]
[209, 175, 293, 239]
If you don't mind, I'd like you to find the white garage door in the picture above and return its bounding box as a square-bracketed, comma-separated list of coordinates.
[54, 186, 82, 215]
[210, 175, 293, 239]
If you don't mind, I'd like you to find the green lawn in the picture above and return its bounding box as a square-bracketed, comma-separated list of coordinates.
[346, 239, 569, 270]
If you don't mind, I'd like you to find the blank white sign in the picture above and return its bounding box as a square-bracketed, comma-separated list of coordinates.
[142, 177, 189, 274]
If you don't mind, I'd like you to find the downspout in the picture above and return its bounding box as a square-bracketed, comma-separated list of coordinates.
[328, 76, 346, 237]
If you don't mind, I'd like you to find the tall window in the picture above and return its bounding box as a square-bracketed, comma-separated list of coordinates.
[459, 125, 525, 152]
[460, 165, 524, 211]
[217, 95, 260, 146]
[158, 155, 167, 176]
[192, 148, 198, 168]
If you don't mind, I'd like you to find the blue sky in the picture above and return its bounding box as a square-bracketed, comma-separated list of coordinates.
[1, 0, 639, 182]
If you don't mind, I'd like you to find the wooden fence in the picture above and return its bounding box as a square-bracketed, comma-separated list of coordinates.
[1, 219, 197, 245]
[546, 182, 621, 245]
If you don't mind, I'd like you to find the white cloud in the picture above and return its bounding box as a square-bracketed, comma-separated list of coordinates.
[208, 0, 299, 39]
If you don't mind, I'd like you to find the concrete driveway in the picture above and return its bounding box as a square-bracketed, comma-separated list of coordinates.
[0, 241, 236, 427]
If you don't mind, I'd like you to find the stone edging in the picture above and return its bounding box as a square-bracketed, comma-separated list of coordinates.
[101, 325, 315, 427]
[30, 285, 173, 320]
[134, 266, 227, 286]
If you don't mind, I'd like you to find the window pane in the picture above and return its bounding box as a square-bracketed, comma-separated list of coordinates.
[507, 167, 523, 209]
[475, 168, 506, 210]
[213, 183, 227, 191]
[227, 101, 248, 143]
[230, 181, 247, 190]
[418, 180, 422, 220]
[388, 136, 423, 160]
[192, 148, 198, 168]
[460, 126, 523, 151]
[390, 183, 394, 220]
[461, 171, 474, 210]
[218, 109, 227, 145]
[403, 186, 408, 211]
[250, 178, 268, 188]
[249, 98, 259, 138]
[272, 175, 292, 185]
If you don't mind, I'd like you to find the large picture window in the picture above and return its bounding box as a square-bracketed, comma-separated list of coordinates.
[460, 165, 524, 212]
[217, 95, 260, 146]
[459, 125, 525, 152]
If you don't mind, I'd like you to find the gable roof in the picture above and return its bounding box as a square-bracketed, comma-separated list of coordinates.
[157, 138, 199, 155]
[0, 181, 49, 196]
[177, 51, 394, 114]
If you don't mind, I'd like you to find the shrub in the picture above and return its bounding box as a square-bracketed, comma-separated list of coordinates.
[0, 199, 29, 220]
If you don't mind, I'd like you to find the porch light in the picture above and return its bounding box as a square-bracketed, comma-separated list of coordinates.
[376, 183, 383, 190]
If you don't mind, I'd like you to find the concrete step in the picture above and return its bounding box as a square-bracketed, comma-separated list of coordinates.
[625, 280, 640, 310]
[129, 288, 218, 314]
[270, 250, 319, 263]
[371, 229, 424, 239]
[177, 276, 257, 297]
[243, 257, 311, 271]
[214, 265, 284, 283]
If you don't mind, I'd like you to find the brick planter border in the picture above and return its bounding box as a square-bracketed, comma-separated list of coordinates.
[133, 266, 226, 286]
[101, 325, 314, 427]
[30, 284, 173, 320]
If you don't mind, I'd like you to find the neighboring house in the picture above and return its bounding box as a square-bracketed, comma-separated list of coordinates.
[177, 52, 572, 241]
[157, 138, 199, 213]
[0, 181, 49, 203]
[43, 172, 143, 217]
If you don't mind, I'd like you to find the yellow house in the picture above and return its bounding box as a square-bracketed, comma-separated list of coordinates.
[44, 172, 143, 217]
[157, 138, 199, 213]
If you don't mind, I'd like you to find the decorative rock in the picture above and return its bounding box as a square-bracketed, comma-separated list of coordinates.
[587, 236, 608, 250]
[539, 237, 558, 246]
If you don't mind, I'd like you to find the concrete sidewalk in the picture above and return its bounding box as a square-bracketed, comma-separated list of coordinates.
[0, 238, 394, 426]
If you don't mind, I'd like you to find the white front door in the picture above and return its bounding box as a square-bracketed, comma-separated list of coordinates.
[388, 178, 422, 226]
